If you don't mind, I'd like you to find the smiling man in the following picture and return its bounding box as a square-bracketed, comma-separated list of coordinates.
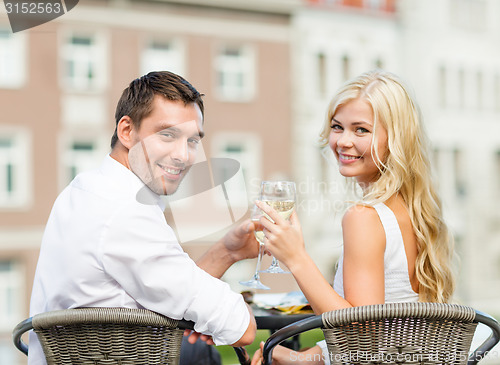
[28, 71, 257, 365]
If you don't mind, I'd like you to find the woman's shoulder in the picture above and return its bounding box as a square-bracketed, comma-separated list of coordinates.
[342, 204, 386, 262]
[342, 204, 381, 226]
[342, 204, 385, 248]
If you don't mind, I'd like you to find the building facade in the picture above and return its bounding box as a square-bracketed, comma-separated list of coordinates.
[0, 0, 296, 362]
[1, 0, 499, 363]
[293, 0, 500, 316]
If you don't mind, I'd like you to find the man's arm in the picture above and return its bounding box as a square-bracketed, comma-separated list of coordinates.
[194, 219, 258, 346]
[185, 303, 257, 347]
[230, 304, 257, 347]
[196, 219, 258, 278]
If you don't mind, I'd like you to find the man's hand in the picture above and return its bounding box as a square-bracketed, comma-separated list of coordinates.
[183, 329, 215, 345]
[196, 219, 259, 278]
[221, 219, 259, 263]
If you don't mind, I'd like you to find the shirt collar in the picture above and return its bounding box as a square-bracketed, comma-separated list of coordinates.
[100, 154, 166, 211]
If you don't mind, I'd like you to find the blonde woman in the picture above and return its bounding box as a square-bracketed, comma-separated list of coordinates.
[251, 70, 455, 365]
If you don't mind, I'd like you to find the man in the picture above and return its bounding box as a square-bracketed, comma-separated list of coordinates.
[28, 71, 257, 364]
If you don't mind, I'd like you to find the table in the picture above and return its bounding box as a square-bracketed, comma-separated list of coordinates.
[252, 304, 315, 351]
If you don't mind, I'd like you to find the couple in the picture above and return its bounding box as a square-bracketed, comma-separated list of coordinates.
[29, 70, 455, 365]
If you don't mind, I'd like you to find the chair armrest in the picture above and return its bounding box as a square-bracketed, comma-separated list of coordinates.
[177, 319, 195, 331]
[12, 317, 33, 356]
[234, 346, 251, 365]
[262, 315, 323, 365]
[468, 311, 500, 365]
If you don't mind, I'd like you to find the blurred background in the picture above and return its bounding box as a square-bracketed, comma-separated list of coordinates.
[1, 0, 499, 363]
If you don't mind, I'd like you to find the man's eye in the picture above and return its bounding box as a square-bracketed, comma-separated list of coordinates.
[188, 138, 200, 145]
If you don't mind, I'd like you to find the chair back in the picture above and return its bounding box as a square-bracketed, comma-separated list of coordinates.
[16, 307, 192, 365]
[261, 302, 500, 365]
[322, 303, 477, 365]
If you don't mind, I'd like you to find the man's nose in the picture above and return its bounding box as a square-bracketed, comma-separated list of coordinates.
[171, 139, 189, 163]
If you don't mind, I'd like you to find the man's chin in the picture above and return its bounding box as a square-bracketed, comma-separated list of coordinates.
[148, 178, 181, 196]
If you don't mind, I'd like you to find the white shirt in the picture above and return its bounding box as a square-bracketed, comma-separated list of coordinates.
[28, 155, 249, 365]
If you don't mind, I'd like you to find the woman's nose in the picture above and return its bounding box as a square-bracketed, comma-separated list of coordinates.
[336, 131, 354, 148]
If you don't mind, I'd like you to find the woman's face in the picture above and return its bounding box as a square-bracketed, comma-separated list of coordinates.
[328, 98, 388, 188]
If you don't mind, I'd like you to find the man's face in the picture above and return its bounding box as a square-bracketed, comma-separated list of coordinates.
[128, 96, 204, 195]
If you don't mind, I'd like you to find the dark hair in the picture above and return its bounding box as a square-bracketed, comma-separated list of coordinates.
[111, 71, 205, 149]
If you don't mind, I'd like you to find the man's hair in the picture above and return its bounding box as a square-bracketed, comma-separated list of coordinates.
[111, 71, 204, 149]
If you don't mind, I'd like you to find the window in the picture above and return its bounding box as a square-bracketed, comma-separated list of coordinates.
[215, 45, 256, 101]
[458, 68, 465, 108]
[61, 32, 107, 91]
[62, 140, 101, 184]
[438, 66, 447, 108]
[0, 131, 31, 208]
[211, 133, 261, 203]
[476, 70, 483, 109]
[0, 260, 23, 331]
[341, 55, 350, 82]
[316, 52, 327, 97]
[453, 148, 466, 197]
[69, 141, 95, 180]
[140, 39, 185, 76]
[0, 28, 26, 88]
[450, 0, 487, 30]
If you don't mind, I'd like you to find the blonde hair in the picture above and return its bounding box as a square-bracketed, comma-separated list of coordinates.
[320, 70, 455, 303]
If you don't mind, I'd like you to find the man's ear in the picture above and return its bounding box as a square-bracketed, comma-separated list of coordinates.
[116, 116, 135, 150]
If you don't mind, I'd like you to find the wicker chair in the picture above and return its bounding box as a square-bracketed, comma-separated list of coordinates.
[261, 303, 500, 365]
[12, 307, 250, 365]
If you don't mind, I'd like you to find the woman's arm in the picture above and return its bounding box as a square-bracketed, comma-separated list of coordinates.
[255, 201, 385, 313]
[341, 205, 385, 306]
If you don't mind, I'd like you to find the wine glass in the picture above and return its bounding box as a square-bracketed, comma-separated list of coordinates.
[239, 205, 270, 290]
[259, 181, 296, 274]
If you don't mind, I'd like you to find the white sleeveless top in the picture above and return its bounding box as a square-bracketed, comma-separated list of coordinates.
[319, 203, 419, 365]
[333, 202, 419, 303]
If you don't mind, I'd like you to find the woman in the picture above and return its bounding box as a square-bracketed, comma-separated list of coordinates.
[251, 70, 456, 365]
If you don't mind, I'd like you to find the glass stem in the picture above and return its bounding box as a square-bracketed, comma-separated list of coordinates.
[270, 257, 280, 268]
[253, 243, 265, 279]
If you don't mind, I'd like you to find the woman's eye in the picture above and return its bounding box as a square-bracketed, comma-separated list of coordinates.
[356, 127, 370, 133]
[330, 124, 342, 131]
[188, 138, 200, 145]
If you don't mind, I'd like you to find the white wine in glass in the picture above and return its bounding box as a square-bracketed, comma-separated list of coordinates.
[259, 181, 296, 274]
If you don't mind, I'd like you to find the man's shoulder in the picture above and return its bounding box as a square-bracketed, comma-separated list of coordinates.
[69, 165, 125, 200]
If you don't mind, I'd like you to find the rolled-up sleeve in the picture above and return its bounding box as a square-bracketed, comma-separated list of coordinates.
[100, 202, 249, 345]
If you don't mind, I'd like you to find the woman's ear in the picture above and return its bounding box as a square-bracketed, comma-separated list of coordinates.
[116, 116, 135, 150]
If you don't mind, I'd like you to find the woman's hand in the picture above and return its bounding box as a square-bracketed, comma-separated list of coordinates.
[250, 342, 296, 365]
[251, 342, 325, 365]
[254, 200, 306, 271]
